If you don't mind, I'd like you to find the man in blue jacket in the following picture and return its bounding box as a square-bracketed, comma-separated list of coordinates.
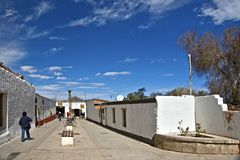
[19, 111, 32, 142]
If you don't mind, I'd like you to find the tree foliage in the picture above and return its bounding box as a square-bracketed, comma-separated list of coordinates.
[165, 88, 208, 96]
[180, 27, 240, 104]
[150, 88, 208, 97]
[70, 96, 82, 101]
[149, 88, 208, 97]
[126, 88, 147, 100]
[149, 91, 164, 97]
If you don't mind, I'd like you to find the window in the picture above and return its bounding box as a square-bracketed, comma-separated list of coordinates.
[122, 108, 127, 127]
[58, 102, 63, 106]
[35, 98, 37, 103]
[112, 108, 115, 123]
[0, 94, 3, 127]
[42, 100, 44, 105]
[80, 104, 84, 109]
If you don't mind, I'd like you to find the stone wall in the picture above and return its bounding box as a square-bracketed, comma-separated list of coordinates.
[196, 95, 240, 140]
[0, 67, 35, 143]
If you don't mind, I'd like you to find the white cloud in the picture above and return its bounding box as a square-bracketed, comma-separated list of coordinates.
[162, 73, 175, 77]
[21, 27, 49, 40]
[78, 86, 98, 89]
[119, 57, 138, 63]
[54, 72, 63, 76]
[56, 76, 67, 80]
[102, 71, 131, 76]
[48, 66, 62, 71]
[29, 74, 52, 79]
[20, 66, 38, 73]
[64, 0, 189, 28]
[36, 84, 62, 91]
[96, 72, 101, 76]
[49, 36, 66, 40]
[2, 8, 18, 18]
[199, 0, 240, 25]
[138, 24, 152, 30]
[58, 81, 105, 88]
[73, 0, 96, 5]
[0, 46, 26, 65]
[47, 47, 63, 53]
[47, 66, 72, 71]
[24, 15, 33, 22]
[150, 58, 163, 64]
[58, 81, 81, 86]
[79, 77, 90, 81]
[25, 1, 54, 22]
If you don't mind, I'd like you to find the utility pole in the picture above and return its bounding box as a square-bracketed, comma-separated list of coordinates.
[68, 90, 72, 114]
[188, 54, 192, 95]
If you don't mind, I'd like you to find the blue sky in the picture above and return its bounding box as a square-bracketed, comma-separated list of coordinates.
[1, 0, 240, 100]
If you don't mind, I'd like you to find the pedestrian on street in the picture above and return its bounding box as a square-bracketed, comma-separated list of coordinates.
[19, 111, 32, 142]
[58, 111, 62, 121]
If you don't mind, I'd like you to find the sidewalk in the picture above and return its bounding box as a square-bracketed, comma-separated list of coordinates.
[0, 119, 239, 160]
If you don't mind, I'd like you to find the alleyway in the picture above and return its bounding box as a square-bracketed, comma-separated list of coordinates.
[0, 119, 239, 160]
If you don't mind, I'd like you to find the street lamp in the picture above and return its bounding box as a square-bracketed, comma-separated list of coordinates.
[188, 54, 192, 95]
[68, 90, 72, 114]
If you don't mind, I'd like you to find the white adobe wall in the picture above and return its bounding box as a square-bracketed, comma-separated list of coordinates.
[86, 101, 101, 123]
[156, 96, 195, 134]
[195, 95, 240, 140]
[35, 94, 56, 121]
[104, 103, 157, 140]
[62, 101, 86, 117]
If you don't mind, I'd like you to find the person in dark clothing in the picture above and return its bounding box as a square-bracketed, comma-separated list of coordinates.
[58, 112, 61, 121]
[19, 111, 32, 142]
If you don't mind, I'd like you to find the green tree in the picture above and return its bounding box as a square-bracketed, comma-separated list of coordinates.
[166, 87, 208, 96]
[180, 27, 240, 105]
[127, 88, 147, 100]
[149, 91, 164, 97]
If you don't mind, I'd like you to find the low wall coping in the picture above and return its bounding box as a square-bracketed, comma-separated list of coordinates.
[157, 132, 240, 144]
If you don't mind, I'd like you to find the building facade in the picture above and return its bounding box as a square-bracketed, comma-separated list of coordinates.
[86, 99, 110, 123]
[35, 94, 56, 126]
[56, 100, 87, 118]
[0, 64, 35, 144]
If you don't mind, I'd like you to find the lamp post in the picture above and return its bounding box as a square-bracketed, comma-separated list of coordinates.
[188, 54, 192, 95]
[68, 90, 72, 114]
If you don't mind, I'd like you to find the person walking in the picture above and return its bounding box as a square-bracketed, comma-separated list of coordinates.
[58, 111, 62, 121]
[19, 111, 32, 142]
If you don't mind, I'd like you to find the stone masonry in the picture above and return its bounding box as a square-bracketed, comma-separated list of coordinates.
[0, 66, 35, 144]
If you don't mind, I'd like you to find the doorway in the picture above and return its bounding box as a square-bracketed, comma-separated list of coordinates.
[73, 109, 80, 117]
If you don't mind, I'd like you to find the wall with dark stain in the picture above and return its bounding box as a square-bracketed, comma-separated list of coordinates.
[195, 95, 240, 140]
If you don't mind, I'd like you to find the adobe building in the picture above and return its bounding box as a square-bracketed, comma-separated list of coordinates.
[0, 63, 35, 144]
[86, 96, 240, 154]
[56, 100, 87, 118]
[35, 94, 56, 126]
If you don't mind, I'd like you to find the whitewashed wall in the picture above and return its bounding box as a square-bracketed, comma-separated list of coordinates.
[62, 101, 86, 117]
[86, 100, 101, 123]
[0, 66, 35, 144]
[156, 96, 195, 134]
[195, 95, 240, 140]
[35, 94, 56, 121]
[103, 102, 157, 140]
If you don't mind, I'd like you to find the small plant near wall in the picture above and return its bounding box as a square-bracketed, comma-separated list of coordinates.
[196, 123, 205, 137]
[177, 120, 189, 136]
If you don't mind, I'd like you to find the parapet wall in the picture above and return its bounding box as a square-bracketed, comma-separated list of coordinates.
[195, 95, 240, 140]
[156, 96, 195, 134]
